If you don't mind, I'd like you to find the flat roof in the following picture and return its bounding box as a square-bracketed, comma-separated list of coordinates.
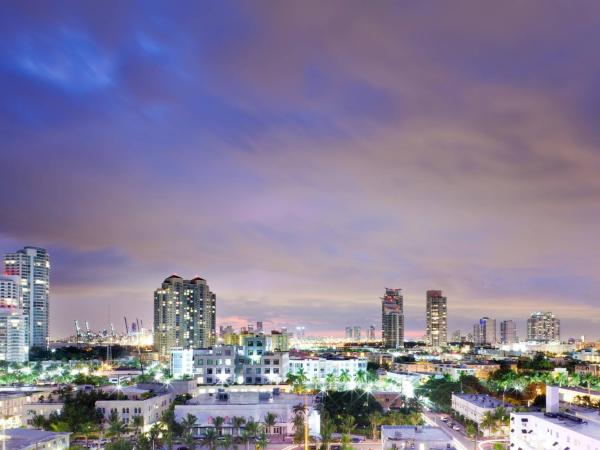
[187, 391, 312, 406]
[453, 393, 512, 409]
[513, 412, 600, 442]
[2, 429, 69, 450]
[382, 426, 452, 442]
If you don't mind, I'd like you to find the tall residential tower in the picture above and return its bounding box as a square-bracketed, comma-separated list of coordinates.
[527, 312, 560, 342]
[381, 288, 404, 348]
[3, 247, 50, 348]
[0, 275, 27, 362]
[426, 290, 447, 348]
[500, 320, 517, 344]
[474, 317, 496, 345]
[153, 275, 216, 358]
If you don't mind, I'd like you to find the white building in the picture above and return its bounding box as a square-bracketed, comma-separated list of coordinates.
[96, 389, 174, 431]
[289, 356, 367, 386]
[2, 429, 70, 450]
[510, 387, 600, 449]
[175, 390, 320, 438]
[3, 247, 50, 349]
[0, 388, 54, 428]
[451, 393, 512, 435]
[0, 275, 27, 362]
[171, 346, 289, 385]
[381, 426, 454, 449]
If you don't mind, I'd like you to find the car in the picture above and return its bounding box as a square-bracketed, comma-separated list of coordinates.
[351, 437, 361, 443]
[441, 416, 449, 422]
[453, 425, 461, 431]
[446, 422, 453, 426]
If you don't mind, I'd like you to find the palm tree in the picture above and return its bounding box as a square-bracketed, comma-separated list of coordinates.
[340, 433, 354, 450]
[239, 430, 252, 450]
[494, 407, 509, 426]
[294, 368, 308, 393]
[263, 412, 278, 436]
[354, 369, 367, 387]
[230, 416, 246, 438]
[219, 434, 233, 450]
[245, 419, 259, 438]
[201, 428, 219, 450]
[481, 411, 497, 437]
[555, 372, 569, 387]
[368, 412, 383, 439]
[340, 415, 356, 435]
[181, 413, 197, 436]
[338, 369, 351, 388]
[325, 373, 337, 391]
[212, 416, 225, 436]
[255, 432, 268, 450]
[107, 410, 127, 440]
[148, 423, 162, 450]
[183, 431, 196, 450]
[319, 418, 335, 450]
[132, 415, 144, 436]
[80, 422, 98, 448]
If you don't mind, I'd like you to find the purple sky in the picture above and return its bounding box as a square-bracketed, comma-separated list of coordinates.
[1, 2, 600, 340]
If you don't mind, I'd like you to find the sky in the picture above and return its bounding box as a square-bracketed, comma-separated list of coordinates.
[1, 1, 600, 340]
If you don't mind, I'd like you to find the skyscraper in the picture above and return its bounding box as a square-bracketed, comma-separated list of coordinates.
[153, 275, 216, 357]
[381, 288, 404, 348]
[345, 326, 353, 340]
[527, 312, 560, 342]
[3, 247, 50, 348]
[474, 317, 496, 345]
[500, 320, 517, 344]
[426, 290, 447, 348]
[368, 325, 376, 340]
[0, 275, 27, 362]
[353, 326, 362, 341]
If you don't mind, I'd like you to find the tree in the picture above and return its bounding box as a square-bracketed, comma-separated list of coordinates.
[481, 411, 497, 437]
[231, 416, 246, 437]
[180, 413, 197, 436]
[212, 416, 225, 436]
[183, 432, 196, 450]
[325, 373, 337, 391]
[255, 432, 268, 450]
[354, 369, 367, 387]
[338, 369, 351, 387]
[493, 443, 505, 450]
[263, 412, 277, 435]
[107, 410, 127, 440]
[136, 432, 151, 450]
[340, 433, 354, 450]
[340, 415, 356, 435]
[201, 428, 219, 450]
[368, 412, 383, 439]
[219, 433, 232, 450]
[148, 424, 162, 450]
[319, 418, 335, 450]
[131, 415, 144, 436]
[31, 414, 47, 430]
[239, 430, 252, 450]
[105, 439, 133, 450]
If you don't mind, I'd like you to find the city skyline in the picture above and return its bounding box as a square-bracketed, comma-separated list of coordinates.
[2, 3, 600, 340]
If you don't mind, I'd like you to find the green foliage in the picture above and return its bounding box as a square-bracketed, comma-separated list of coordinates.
[320, 390, 383, 429]
[105, 438, 133, 450]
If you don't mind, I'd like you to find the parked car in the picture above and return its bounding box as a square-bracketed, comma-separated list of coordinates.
[453, 425, 461, 431]
[441, 416, 448, 422]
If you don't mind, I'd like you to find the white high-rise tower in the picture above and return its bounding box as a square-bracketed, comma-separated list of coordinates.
[0, 275, 27, 361]
[3, 247, 50, 348]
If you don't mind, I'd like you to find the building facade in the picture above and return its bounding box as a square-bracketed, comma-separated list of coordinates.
[289, 355, 367, 386]
[0, 275, 27, 362]
[381, 288, 404, 348]
[474, 317, 496, 346]
[500, 320, 517, 344]
[426, 290, 447, 348]
[96, 392, 173, 431]
[527, 311, 560, 342]
[3, 247, 50, 348]
[451, 393, 512, 435]
[153, 275, 216, 357]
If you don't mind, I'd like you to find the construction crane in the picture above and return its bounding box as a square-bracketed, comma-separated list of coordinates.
[124, 317, 129, 335]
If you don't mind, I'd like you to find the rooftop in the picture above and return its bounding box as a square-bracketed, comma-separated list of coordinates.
[513, 411, 600, 442]
[453, 393, 512, 409]
[1, 429, 69, 450]
[187, 390, 312, 406]
[381, 426, 453, 444]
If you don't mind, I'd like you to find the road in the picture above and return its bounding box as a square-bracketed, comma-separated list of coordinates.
[423, 411, 508, 450]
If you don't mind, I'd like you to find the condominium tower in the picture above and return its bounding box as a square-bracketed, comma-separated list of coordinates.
[426, 290, 448, 348]
[500, 320, 517, 344]
[381, 288, 404, 348]
[153, 275, 216, 357]
[527, 312, 560, 342]
[0, 275, 27, 362]
[474, 317, 496, 345]
[3, 247, 50, 348]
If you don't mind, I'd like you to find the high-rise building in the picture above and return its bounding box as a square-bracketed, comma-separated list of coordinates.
[353, 326, 362, 341]
[500, 320, 517, 344]
[474, 317, 496, 345]
[0, 275, 27, 362]
[153, 275, 216, 358]
[3, 247, 50, 348]
[451, 330, 462, 342]
[426, 290, 448, 348]
[345, 326, 353, 340]
[527, 312, 560, 342]
[368, 325, 376, 340]
[381, 288, 404, 348]
[256, 321, 263, 333]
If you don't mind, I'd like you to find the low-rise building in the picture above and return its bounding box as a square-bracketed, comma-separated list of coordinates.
[24, 401, 64, 426]
[96, 387, 174, 431]
[381, 426, 454, 449]
[174, 389, 320, 439]
[1, 429, 70, 450]
[451, 393, 512, 435]
[289, 355, 367, 385]
[0, 388, 55, 428]
[510, 387, 600, 449]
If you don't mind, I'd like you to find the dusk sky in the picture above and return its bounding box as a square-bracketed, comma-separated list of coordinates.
[1, 2, 600, 340]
